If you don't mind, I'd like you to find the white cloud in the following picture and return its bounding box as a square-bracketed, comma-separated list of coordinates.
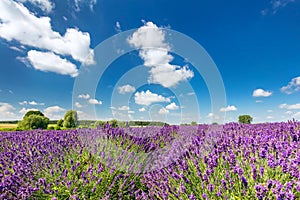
[118, 106, 130, 111]
[158, 108, 169, 115]
[220, 105, 237, 112]
[88, 98, 102, 105]
[206, 113, 220, 120]
[29, 101, 44, 105]
[10, 46, 23, 52]
[281, 76, 300, 94]
[25, 50, 79, 77]
[253, 89, 272, 97]
[261, 0, 295, 15]
[139, 107, 146, 112]
[17, 0, 54, 13]
[19, 101, 28, 105]
[44, 105, 65, 119]
[267, 110, 273, 113]
[134, 90, 170, 106]
[78, 94, 90, 99]
[285, 111, 293, 115]
[74, 0, 97, 12]
[19, 100, 44, 106]
[75, 102, 82, 108]
[266, 116, 274, 119]
[279, 103, 300, 110]
[128, 110, 135, 114]
[127, 21, 194, 88]
[0, 103, 16, 119]
[0, 0, 94, 65]
[293, 112, 300, 118]
[118, 84, 136, 94]
[166, 102, 179, 110]
[115, 21, 122, 32]
[187, 92, 195, 96]
[19, 107, 38, 115]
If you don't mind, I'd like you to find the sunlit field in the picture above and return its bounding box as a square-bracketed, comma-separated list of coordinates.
[1, 121, 299, 199]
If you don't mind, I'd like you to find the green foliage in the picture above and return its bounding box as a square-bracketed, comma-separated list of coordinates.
[238, 115, 253, 124]
[94, 120, 106, 128]
[190, 121, 197, 126]
[63, 110, 78, 128]
[57, 119, 63, 127]
[109, 119, 118, 128]
[18, 114, 49, 130]
[24, 110, 44, 118]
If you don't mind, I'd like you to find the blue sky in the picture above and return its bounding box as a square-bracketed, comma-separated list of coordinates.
[0, 0, 300, 124]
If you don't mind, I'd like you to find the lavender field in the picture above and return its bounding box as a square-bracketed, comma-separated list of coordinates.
[1, 121, 300, 200]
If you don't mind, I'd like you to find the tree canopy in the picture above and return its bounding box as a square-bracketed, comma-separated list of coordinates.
[63, 110, 78, 128]
[238, 115, 253, 124]
[18, 110, 49, 130]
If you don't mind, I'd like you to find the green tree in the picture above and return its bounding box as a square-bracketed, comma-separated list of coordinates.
[18, 111, 49, 130]
[63, 110, 78, 128]
[191, 121, 197, 126]
[24, 110, 44, 117]
[109, 119, 118, 128]
[57, 119, 64, 127]
[238, 115, 253, 124]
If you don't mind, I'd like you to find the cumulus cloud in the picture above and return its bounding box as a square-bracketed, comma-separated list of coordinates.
[279, 103, 300, 110]
[220, 105, 237, 112]
[134, 90, 170, 106]
[118, 84, 136, 94]
[253, 89, 272, 97]
[0, 0, 94, 65]
[24, 50, 79, 77]
[44, 105, 65, 119]
[88, 98, 102, 105]
[0, 102, 16, 119]
[166, 102, 179, 110]
[17, 0, 54, 13]
[293, 112, 300, 118]
[74, 102, 82, 108]
[158, 108, 169, 115]
[118, 106, 130, 111]
[281, 76, 300, 94]
[139, 107, 146, 112]
[127, 21, 194, 88]
[128, 110, 135, 114]
[78, 94, 90, 99]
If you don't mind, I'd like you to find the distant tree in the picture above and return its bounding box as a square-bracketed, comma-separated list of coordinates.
[57, 119, 64, 127]
[109, 119, 118, 128]
[238, 115, 253, 124]
[18, 111, 49, 130]
[94, 120, 106, 128]
[24, 110, 44, 118]
[191, 121, 197, 126]
[63, 110, 78, 128]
